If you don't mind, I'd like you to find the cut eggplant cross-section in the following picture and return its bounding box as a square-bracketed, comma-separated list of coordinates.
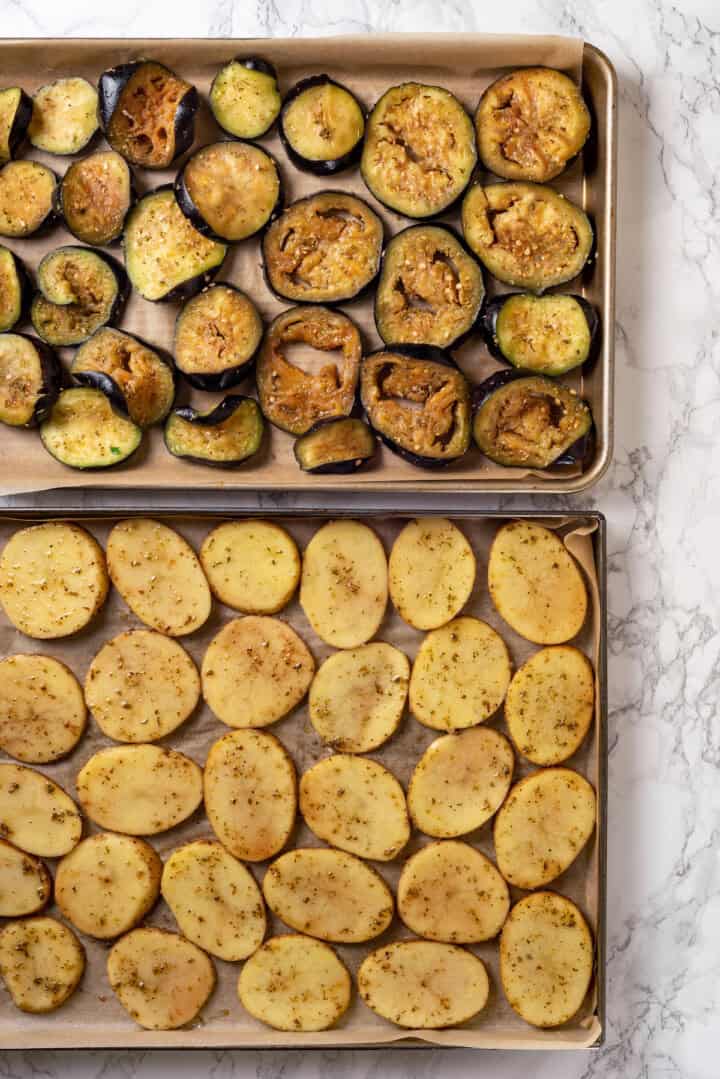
[0, 160, 57, 238]
[28, 77, 98, 156]
[40, 386, 142, 469]
[0, 87, 32, 163]
[174, 285, 263, 391]
[56, 150, 134, 246]
[164, 396, 264, 468]
[209, 57, 281, 140]
[71, 327, 174, 427]
[294, 417, 376, 474]
[31, 246, 128, 348]
[0, 333, 61, 428]
[482, 292, 599, 375]
[280, 75, 365, 175]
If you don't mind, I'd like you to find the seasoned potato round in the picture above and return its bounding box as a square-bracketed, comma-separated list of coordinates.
[0, 654, 86, 762]
[500, 891, 593, 1027]
[0, 523, 108, 639]
[0, 839, 51, 917]
[0, 916, 84, 1013]
[409, 617, 512, 731]
[238, 934, 351, 1032]
[201, 616, 314, 728]
[494, 767, 596, 889]
[389, 517, 476, 630]
[505, 645, 595, 764]
[0, 763, 82, 857]
[200, 521, 300, 614]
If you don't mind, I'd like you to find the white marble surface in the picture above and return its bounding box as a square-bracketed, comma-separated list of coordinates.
[1, 1, 718, 1077]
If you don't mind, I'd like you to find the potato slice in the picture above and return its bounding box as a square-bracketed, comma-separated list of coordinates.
[408, 727, 514, 837]
[107, 927, 215, 1030]
[397, 840, 509, 942]
[0, 522, 108, 639]
[162, 840, 266, 961]
[494, 767, 596, 889]
[500, 891, 593, 1028]
[238, 934, 351, 1031]
[201, 616, 314, 728]
[76, 745, 203, 836]
[106, 518, 211, 636]
[300, 520, 388, 648]
[409, 617, 512, 731]
[488, 521, 588, 644]
[263, 848, 393, 943]
[204, 729, 296, 861]
[84, 629, 200, 743]
[0, 839, 51, 916]
[389, 517, 476, 630]
[505, 645, 595, 765]
[200, 520, 300, 614]
[309, 642, 409, 752]
[358, 941, 489, 1029]
[0, 916, 85, 1014]
[0, 653, 86, 762]
[55, 833, 161, 939]
[300, 755, 410, 861]
[0, 763, 81, 856]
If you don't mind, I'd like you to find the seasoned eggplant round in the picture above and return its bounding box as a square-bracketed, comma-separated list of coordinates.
[280, 75, 365, 175]
[55, 150, 134, 247]
[462, 182, 594, 291]
[361, 83, 476, 218]
[31, 246, 128, 347]
[375, 225, 485, 349]
[209, 57, 281, 140]
[174, 284, 262, 391]
[99, 60, 197, 169]
[175, 141, 281, 243]
[164, 396, 264, 468]
[476, 67, 591, 183]
[257, 306, 362, 436]
[0, 160, 57, 238]
[40, 385, 142, 469]
[0, 245, 31, 332]
[294, 418, 376, 474]
[28, 77, 98, 156]
[472, 370, 593, 468]
[361, 346, 472, 468]
[0, 87, 32, 163]
[0, 334, 61, 427]
[71, 327, 175, 427]
[482, 293, 599, 375]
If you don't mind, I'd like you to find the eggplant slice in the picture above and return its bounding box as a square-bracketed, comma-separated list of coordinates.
[123, 188, 227, 303]
[0, 333, 61, 427]
[262, 191, 382, 304]
[209, 57, 281, 140]
[0, 87, 32, 163]
[462, 182, 593, 291]
[375, 225, 485, 349]
[0, 245, 30, 333]
[164, 396, 264, 467]
[361, 83, 476, 218]
[0, 160, 57, 238]
[294, 418, 376, 474]
[472, 370, 592, 468]
[40, 384, 142, 469]
[28, 77, 98, 156]
[257, 306, 362, 435]
[31, 246, 128, 347]
[361, 346, 471, 468]
[482, 293, 598, 375]
[174, 284, 263, 391]
[175, 141, 281, 243]
[56, 150, 134, 246]
[71, 327, 175, 427]
[280, 75, 365, 175]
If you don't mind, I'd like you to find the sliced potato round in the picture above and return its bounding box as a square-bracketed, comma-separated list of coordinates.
[201, 616, 314, 728]
[238, 934, 351, 1032]
[408, 727, 514, 837]
[505, 645, 595, 765]
[308, 642, 409, 752]
[500, 891, 593, 1028]
[0, 839, 51, 917]
[409, 617, 512, 731]
[300, 520, 388, 648]
[300, 754, 410, 861]
[84, 629, 200, 743]
[106, 518, 211, 637]
[0, 523, 108, 639]
[0, 916, 85, 1014]
[494, 767, 596, 889]
[55, 833, 161, 939]
[358, 941, 489, 1029]
[200, 521, 300, 614]
[488, 521, 588, 644]
[389, 518, 476, 630]
[204, 729, 296, 861]
[162, 840, 266, 961]
[76, 745, 203, 836]
[0, 653, 86, 763]
[263, 847, 393, 943]
[107, 927, 215, 1030]
[0, 763, 81, 856]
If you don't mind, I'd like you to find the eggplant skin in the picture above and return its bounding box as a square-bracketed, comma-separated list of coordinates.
[164, 395, 265, 468]
[0, 87, 32, 163]
[280, 75, 365, 176]
[482, 293, 599, 375]
[0, 246, 32, 333]
[294, 418, 377, 474]
[209, 57, 281, 140]
[0, 333, 62, 428]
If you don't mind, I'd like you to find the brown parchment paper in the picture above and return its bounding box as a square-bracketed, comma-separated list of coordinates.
[0, 33, 606, 497]
[0, 511, 604, 1050]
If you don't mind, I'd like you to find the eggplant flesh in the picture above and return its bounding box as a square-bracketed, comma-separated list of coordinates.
[0, 87, 32, 163]
[99, 60, 197, 169]
[40, 385, 142, 469]
[31, 246, 128, 347]
[209, 57, 281, 140]
[28, 77, 99, 156]
[294, 418, 376, 474]
[174, 284, 263, 391]
[57, 150, 133, 246]
[0, 160, 57, 238]
[71, 327, 175, 427]
[164, 396, 264, 467]
[484, 293, 598, 375]
[280, 76, 365, 175]
[0, 245, 30, 332]
[0, 333, 62, 427]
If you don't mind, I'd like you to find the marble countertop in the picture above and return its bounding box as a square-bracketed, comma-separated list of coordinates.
[1, 2, 718, 1077]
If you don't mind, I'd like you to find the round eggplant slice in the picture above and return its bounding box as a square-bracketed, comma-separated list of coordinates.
[280, 75, 365, 175]
[209, 57, 281, 140]
[0, 334, 61, 427]
[0, 87, 32, 163]
[28, 77, 98, 156]
[361, 346, 471, 468]
[483, 293, 598, 375]
[31, 246, 128, 348]
[476, 67, 591, 183]
[99, 60, 198, 169]
[174, 284, 262, 391]
[257, 306, 362, 436]
[175, 141, 281, 243]
[56, 150, 134, 247]
[375, 225, 485, 349]
[164, 396, 264, 468]
[294, 418, 376, 474]
[361, 83, 476, 218]
[0, 160, 57, 238]
[262, 191, 382, 304]
[462, 182, 593, 291]
[71, 327, 175, 427]
[0, 246, 31, 333]
[472, 370, 593, 469]
[40, 385, 142, 469]
[123, 188, 227, 303]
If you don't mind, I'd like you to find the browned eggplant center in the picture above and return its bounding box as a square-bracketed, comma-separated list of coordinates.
[482, 385, 587, 464]
[373, 89, 467, 200]
[0, 257, 18, 325]
[108, 65, 189, 167]
[176, 288, 261, 374]
[369, 356, 468, 455]
[63, 153, 129, 242]
[0, 163, 55, 235]
[479, 192, 581, 278]
[183, 144, 279, 240]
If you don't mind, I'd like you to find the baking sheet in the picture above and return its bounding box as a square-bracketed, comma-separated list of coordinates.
[0, 510, 605, 1050]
